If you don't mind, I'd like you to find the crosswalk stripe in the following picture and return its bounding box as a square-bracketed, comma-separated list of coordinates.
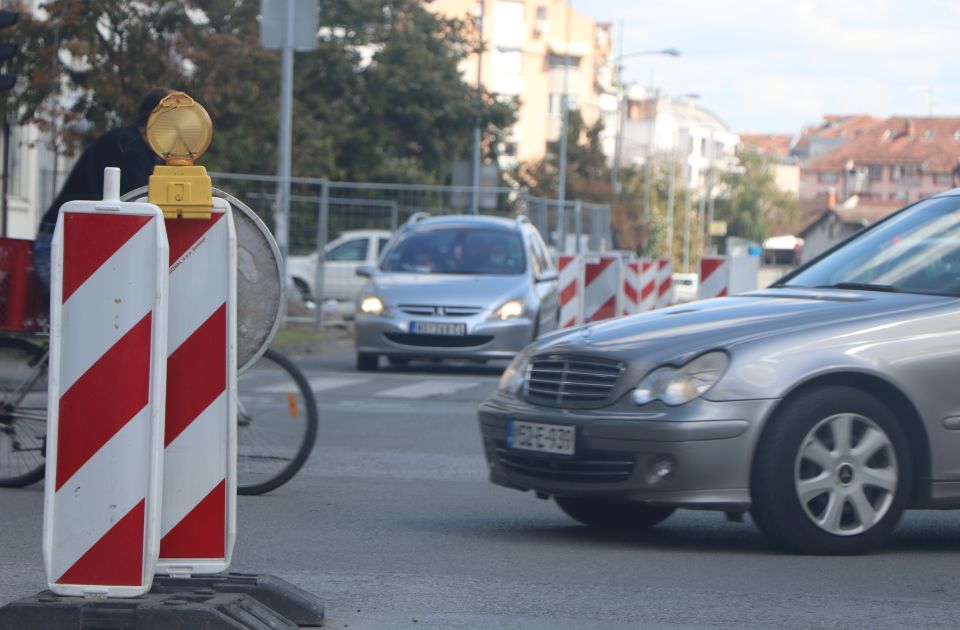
[252, 377, 369, 394]
[374, 380, 481, 399]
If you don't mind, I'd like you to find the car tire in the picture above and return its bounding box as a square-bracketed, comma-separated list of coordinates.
[387, 356, 410, 367]
[751, 385, 912, 555]
[356, 352, 379, 371]
[554, 496, 675, 530]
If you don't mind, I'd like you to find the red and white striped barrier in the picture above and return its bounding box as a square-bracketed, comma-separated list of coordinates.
[638, 259, 657, 312]
[43, 170, 168, 597]
[655, 258, 674, 308]
[620, 258, 639, 316]
[583, 254, 621, 322]
[157, 197, 237, 575]
[558, 255, 581, 328]
[698, 256, 729, 299]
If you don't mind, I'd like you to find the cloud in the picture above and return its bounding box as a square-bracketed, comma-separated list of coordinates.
[592, 0, 960, 131]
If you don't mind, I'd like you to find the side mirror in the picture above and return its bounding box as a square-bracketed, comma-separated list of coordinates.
[537, 270, 558, 283]
[356, 265, 374, 278]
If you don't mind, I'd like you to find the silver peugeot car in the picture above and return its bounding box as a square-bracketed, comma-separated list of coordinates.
[480, 190, 960, 554]
[354, 214, 559, 370]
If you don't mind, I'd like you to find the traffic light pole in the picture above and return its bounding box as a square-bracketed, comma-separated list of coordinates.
[2, 111, 9, 238]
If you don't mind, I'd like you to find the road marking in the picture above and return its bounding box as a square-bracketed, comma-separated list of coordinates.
[375, 380, 481, 399]
[253, 376, 368, 394]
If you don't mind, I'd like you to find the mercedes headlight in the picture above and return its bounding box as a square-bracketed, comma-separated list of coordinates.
[498, 346, 534, 395]
[631, 351, 729, 406]
[359, 295, 386, 316]
[493, 299, 525, 320]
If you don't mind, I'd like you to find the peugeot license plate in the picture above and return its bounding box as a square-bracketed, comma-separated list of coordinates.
[410, 322, 467, 336]
[507, 420, 575, 455]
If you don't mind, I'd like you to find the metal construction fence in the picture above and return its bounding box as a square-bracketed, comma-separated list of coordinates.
[208, 172, 612, 324]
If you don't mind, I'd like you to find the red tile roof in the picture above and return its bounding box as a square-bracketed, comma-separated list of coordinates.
[804, 116, 960, 172]
[740, 134, 792, 158]
[794, 114, 881, 150]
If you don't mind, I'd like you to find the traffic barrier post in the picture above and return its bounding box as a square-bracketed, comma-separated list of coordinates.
[42, 168, 169, 598]
[698, 256, 730, 299]
[157, 197, 238, 575]
[557, 254, 581, 328]
[656, 258, 674, 308]
[620, 257, 639, 316]
[582, 254, 621, 322]
[638, 259, 657, 312]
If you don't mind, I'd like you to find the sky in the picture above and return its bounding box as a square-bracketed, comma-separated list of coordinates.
[587, 0, 960, 134]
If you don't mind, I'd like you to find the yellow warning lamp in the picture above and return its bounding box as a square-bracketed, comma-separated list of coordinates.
[146, 92, 214, 219]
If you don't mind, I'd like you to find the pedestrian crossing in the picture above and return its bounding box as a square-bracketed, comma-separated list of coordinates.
[249, 373, 494, 401]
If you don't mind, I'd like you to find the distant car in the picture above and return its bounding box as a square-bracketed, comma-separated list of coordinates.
[286, 230, 393, 308]
[672, 272, 698, 303]
[479, 190, 960, 554]
[353, 214, 560, 370]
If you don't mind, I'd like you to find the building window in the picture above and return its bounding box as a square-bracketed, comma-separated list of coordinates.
[891, 164, 922, 181]
[548, 93, 577, 114]
[700, 138, 707, 157]
[818, 171, 838, 183]
[536, 6, 546, 19]
[502, 141, 517, 157]
[934, 172, 952, 184]
[867, 165, 883, 181]
[546, 54, 581, 68]
[889, 191, 909, 202]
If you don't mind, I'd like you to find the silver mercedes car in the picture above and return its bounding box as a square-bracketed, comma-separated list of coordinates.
[480, 190, 960, 554]
[354, 214, 560, 370]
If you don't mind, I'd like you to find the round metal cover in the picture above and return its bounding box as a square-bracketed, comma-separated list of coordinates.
[121, 186, 284, 373]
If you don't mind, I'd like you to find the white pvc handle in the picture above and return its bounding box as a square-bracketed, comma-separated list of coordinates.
[103, 167, 121, 201]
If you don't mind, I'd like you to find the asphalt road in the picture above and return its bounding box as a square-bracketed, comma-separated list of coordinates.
[5, 348, 960, 628]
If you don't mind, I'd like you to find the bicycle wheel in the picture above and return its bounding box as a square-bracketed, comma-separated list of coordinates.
[237, 349, 318, 495]
[0, 338, 49, 488]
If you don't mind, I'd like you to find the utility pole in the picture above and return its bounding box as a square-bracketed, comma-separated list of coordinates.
[471, 0, 485, 215]
[557, 1, 572, 214]
[641, 78, 658, 228]
[609, 20, 624, 196]
[261, 0, 318, 261]
[275, 0, 295, 261]
[666, 144, 676, 261]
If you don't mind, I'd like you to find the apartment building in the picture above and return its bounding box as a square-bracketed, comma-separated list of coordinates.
[800, 117, 960, 204]
[739, 133, 800, 197]
[429, 0, 612, 168]
[618, 88, 739, 193]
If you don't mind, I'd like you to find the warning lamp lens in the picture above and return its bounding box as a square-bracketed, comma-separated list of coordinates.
[146, 92, 213, 165]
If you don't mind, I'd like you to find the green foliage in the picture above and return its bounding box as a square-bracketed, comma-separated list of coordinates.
[525, 111, 609, 202]
[12, 0, 515, 183]
[711, 148, 797, 243]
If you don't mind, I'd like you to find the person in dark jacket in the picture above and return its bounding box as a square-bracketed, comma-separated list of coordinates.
[33, 87, 175, 289]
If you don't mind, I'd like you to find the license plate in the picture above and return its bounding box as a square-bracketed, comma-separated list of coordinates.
[507, 420, 575, 455]
[410, 322, 467, 336]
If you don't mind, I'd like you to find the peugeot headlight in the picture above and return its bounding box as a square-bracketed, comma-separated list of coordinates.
[359, 295, 386, 316]
[493, 299, 525, 320]
[498, 346, 534, 395]
[631, 351, 729, 406]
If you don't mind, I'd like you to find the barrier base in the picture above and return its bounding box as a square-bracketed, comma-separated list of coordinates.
[152, 572, 324, 627]
[0, 574, 324, 629]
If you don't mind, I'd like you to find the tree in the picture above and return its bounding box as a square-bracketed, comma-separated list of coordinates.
[710, 148, 797, 244]
[522, 110, 610, 202]
[10, 0, 514, 184]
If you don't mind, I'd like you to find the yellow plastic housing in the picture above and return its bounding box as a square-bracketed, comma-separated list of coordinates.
[148, 165, 213, 219]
